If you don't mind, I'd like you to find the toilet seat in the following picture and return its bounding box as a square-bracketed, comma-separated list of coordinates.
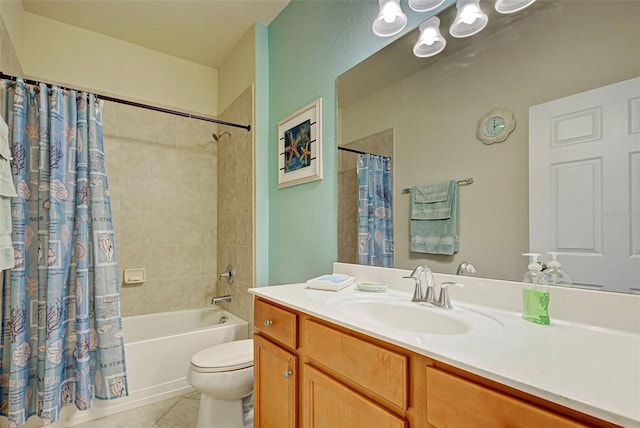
[190, 339, 253, 373]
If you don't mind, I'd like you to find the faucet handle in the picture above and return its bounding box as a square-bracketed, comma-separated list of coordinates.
[437, 282, 464, 309]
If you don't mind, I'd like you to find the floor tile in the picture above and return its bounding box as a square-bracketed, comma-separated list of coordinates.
[71, 396, 182, 428]
[152, 397, 200, 428]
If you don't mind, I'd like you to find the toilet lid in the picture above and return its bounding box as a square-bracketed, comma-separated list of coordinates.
[191, 339, 254, 372]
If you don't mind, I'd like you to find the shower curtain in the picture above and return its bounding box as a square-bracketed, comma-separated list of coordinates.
[0, 79, 128, 427]
[357, 153, 393, 267]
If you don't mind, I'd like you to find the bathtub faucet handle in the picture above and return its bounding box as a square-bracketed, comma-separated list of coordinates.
[218, 264, 235, 285]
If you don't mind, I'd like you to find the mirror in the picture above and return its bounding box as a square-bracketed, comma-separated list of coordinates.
[337, 0, 640, 293]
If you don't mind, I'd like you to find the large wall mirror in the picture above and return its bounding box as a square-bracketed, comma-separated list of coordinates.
[337, 0, 639, 293]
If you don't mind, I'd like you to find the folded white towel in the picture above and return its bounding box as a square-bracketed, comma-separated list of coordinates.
[0, 116, 16, 270]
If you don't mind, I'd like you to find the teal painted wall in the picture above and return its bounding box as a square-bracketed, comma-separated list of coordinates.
[267, 0, 455, 284]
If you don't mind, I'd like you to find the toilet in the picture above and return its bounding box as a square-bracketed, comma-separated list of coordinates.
[187, 338, 254, 428]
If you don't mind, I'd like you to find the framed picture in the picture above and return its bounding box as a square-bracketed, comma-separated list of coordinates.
[278, 98, 322, 189]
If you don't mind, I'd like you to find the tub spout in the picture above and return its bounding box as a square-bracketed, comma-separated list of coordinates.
[211, 295, 232, 304]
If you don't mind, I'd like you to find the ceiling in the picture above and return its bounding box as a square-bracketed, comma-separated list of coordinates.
[21, 0, 291, 69]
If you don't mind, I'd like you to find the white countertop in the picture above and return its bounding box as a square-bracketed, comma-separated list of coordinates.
[249, 265, 640, 428]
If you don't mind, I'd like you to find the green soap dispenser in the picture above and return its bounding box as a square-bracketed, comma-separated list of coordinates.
[522, 253, 550, 325]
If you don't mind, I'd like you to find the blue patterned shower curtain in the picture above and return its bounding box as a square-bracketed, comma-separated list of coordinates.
[357, 154, 393, 267]
[0, 79, 128, 427]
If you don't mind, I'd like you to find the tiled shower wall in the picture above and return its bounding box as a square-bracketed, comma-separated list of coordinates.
[103, 102, 219, 316]
[338, 129, 393, 264]
[215, 86, 255, 327]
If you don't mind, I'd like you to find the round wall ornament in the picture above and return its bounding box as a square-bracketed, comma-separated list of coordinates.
[476, 108, 516, 145]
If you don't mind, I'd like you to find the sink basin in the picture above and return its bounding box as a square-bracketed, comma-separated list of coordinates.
[344, 301, 469, 334]
[328, 294, 503, 336]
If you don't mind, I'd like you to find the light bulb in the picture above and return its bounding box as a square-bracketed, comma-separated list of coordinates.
[372, 0, 407, 37]
[408, 0, 446, 13]
[495, 0, 537, 14]
[413, 16, 446, 58]
[449, 0, 488, 38]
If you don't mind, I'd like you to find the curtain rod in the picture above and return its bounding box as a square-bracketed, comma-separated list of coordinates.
[338, 146, 390, 158]
[0, 71, 251, 132]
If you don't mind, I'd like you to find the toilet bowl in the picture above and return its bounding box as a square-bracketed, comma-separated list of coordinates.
[187, 338, 254, 428]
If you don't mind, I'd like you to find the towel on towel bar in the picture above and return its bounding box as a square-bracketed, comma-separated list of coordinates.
[409, 180, 459, 255]
[0, 116, 17, 271]
[411, 180, 453, 220]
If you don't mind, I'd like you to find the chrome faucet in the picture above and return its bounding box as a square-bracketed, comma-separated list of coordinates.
[403, 265, 436, 304]
[456, 261, 477, 276]
[211, 295, 232, 304]
[404, 265, 463, 309]
[404, 265, 425, 302]
[432, 282, 464, 309]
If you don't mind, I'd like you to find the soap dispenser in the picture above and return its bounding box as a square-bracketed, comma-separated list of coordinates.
[543, 252, 572, 287]
[522, 253, 550, 325]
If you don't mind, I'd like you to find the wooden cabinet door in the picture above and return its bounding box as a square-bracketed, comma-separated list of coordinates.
[254, 334, 298, 428]
[425, 367, 589, 428]
[303, 364, 406, 428]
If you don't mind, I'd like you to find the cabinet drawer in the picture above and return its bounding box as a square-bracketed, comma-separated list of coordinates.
[303, 318, 408, 409]
[254, 299, 298, 349]
[303, 364, 406, 428]
[426, 367, 588, 428]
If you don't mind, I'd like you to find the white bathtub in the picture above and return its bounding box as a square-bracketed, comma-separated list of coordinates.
[52, 307, 249, 427]
[123, 307, 248, 397]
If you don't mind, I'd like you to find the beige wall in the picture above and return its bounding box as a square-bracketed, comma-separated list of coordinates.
[103, 101, 219, 316]
[215, 86, 255, 329]
[19, 12, 218, 117]
[218, 26, 256, 114]
[0, 12, 22, 75]
[0, 4, 261, 321]
[341, 2, 640, 281]
[0, 0, 23, 66]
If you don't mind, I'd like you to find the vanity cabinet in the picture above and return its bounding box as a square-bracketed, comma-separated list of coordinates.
[254, 334, 298, 427]
[425, 367, 586, 428]
[302, 364, 406, 428]
[253, 297, 618, 428]
[254, 299, 299, 427]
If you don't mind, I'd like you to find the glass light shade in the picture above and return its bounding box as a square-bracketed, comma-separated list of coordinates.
[413, 17, 446, 58]
[408, 0, 446, 13]
[372, 0, 407, 37]
[495, 0, 537, 14]
[449, 0, 488, 38]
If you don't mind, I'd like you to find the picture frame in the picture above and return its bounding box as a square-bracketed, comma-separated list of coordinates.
[278, 98, 322, 189]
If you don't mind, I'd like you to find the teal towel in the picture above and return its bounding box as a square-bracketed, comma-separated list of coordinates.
[411, 180, 452, 220]
[410, 180, 459, 255]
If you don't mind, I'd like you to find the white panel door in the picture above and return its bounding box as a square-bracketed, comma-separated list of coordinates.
[530, 77, 640, 293]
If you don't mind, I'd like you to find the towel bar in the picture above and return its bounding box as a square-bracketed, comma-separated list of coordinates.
[402, 177, 474, 194]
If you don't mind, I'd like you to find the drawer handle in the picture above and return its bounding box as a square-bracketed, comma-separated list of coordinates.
[264, 319, 273, 327]
[283, 369, 292, 379]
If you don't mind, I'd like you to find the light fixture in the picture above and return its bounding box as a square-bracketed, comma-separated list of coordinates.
[413, 17, 446, 58]
[449, 0, 489, 38]
[408, 0, 446, 13]
[372, 0, 407, 37]
[495, 0, 537, 14]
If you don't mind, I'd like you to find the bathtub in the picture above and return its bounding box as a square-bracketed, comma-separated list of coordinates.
[56, 307, 249, 426]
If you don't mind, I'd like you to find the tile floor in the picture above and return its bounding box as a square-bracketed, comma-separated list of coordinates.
[72, 392, 200, 428]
